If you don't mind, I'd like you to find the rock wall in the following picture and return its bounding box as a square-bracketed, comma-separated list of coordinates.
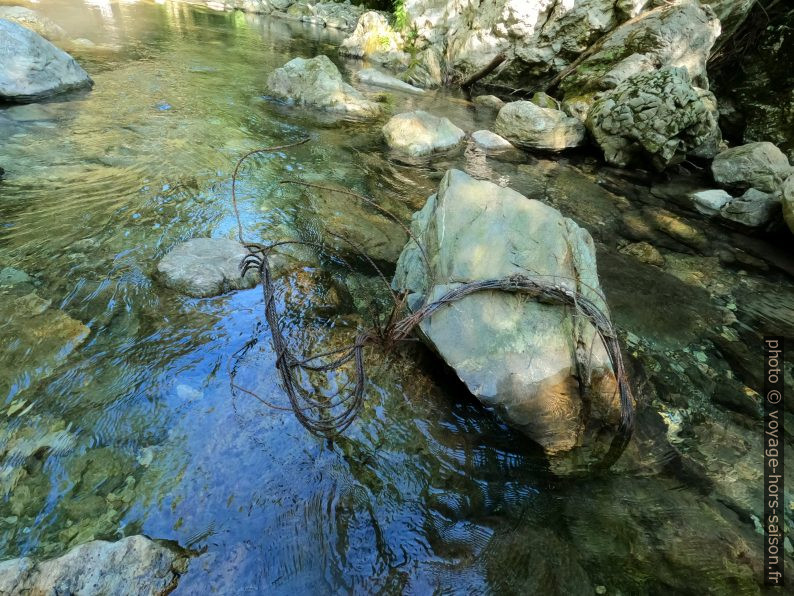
[401, 0, 756, 89]
[404, 0, 653, 87]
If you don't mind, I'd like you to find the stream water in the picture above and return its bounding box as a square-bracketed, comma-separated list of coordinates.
[1, 1, 793, 594]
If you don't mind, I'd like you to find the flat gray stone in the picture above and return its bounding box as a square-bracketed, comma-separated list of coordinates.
[691, 189, 732, 215]
[353, 68, 424, 95]
[155, 238, 258, 297]
[471, 129, 515, 151]
[719, 188, 780, 227]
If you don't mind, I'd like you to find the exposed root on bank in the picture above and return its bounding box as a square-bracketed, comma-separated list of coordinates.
[227, 143, 635, 467]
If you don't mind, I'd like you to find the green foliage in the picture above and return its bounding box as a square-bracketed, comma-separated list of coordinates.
[393, 0, 407, 30]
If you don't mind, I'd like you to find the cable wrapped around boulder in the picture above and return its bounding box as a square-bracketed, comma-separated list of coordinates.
[228, 142, 635, 467]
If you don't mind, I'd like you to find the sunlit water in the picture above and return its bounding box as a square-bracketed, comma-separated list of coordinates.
[1, 1, 792, 593]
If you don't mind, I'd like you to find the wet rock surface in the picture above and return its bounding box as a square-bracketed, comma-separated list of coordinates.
[0, 535, 188, 595]
[155, 238, 259, 297]
[495, 101, 585, 151]
[393, 169, 622, 459]
[0, 284, 90, 403]
[382, 110, 465, 157]
[0, 19, 93, 102]
[265, 55, 381, 118]
[470, 129, 515, 152]
[352, 68, 424, 95]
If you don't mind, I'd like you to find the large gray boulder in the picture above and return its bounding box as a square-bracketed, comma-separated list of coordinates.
[393, 169, 622, 456]
[560, 0, 720, 100]
[0, 6, 66, 40]
[0, 19, 93, 102]
[711, 142, 793, 193]
[0, 536, 188, 595]
[382, 110, 465, 157]
[265, 55, 381, 118]
[155, 238, 259, 297]
[586, 66, 720, 169]
[494, 101, 585, 151]
[718, 187, 780, 228]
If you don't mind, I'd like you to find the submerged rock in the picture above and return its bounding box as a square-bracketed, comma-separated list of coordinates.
[618, 241, 665, 268]
[586, 66, 720, 169]
[382, 110, 465, 157]
[265, 55, 381, 118]
[0, 20, 93, 102]
[0, 290, 90, 402]
[0, 535, 188, 595]
[301, 185, 408, 264]
[393, 169, 622, 457]
[352, 68, 424, 95]
[494, 101, 585, 151]
[711, 141, 793, 193]
[0, 266, 33, 286]
[155, 238, 258, 298]
[0, 6, 66, 41]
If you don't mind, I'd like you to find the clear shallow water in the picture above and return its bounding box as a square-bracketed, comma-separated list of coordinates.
[1, 1, 792, 594]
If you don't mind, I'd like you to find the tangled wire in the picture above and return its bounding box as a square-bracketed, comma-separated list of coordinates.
[228, 141, 635, 464]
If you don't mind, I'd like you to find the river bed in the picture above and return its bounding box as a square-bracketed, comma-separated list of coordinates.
[1, 1, 792, 593]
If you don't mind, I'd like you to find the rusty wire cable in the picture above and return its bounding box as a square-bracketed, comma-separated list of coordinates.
[228, 143, 635, 464]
